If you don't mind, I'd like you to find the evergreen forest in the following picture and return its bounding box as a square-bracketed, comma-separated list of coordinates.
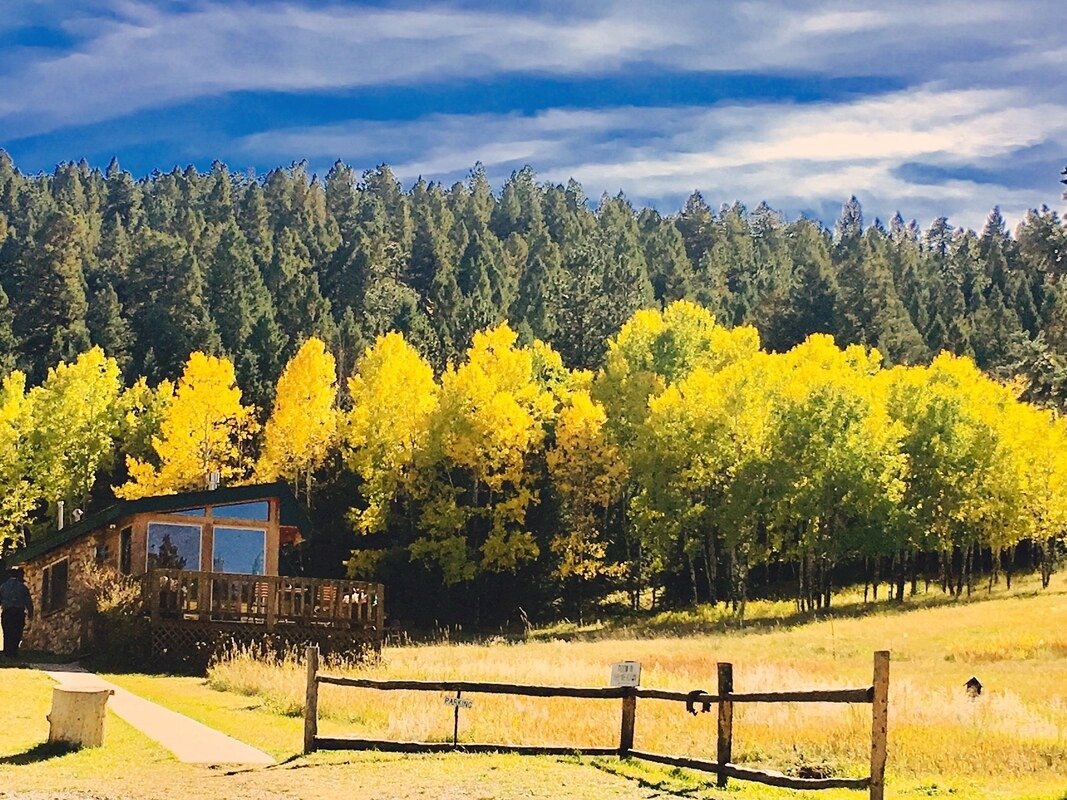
[1, 152, 1066, 626]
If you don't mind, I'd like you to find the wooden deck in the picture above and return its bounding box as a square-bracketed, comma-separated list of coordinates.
[144, 569, 385, 670]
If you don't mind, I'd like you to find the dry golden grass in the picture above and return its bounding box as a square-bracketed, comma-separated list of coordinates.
[206, 574, 1067, 798]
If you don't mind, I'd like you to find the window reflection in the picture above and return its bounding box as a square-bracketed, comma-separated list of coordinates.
[212, 527, 266, 575]
[147, 522, 202, 571]
[213, 501, 269, 521]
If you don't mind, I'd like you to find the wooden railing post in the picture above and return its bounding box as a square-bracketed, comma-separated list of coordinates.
[716, 662, 733, 788]
[619, 688, 637, 755]
[149, 573, 160, 624]
[197, 573, 210, 621]
[304, 645, 320, 754]
[265, 579, 277, 631]
[870, 651, 890, 800]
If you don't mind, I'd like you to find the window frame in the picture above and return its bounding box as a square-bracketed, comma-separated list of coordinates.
[210, 526, 268, 575]
[146, 521, 203, 573]
[119, 526, 133, 575]
[212, 501, 271, 522]
[41, 557, 70, 616]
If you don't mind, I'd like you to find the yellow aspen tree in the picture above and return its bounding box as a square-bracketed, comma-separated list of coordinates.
[594, 300, 761, 606]
[595, 299, 760, 448]
[118, 375, 174, 465]
[0, 370, 37, 553]
[1011, 405, 1067, 587]
[411, 323, 557, 584]
[762, 335, 904, 610]
[344, 331, 438, 576]
[882, 352, 1019, 596]
[116, 352, 258, 498]
[256, 337, 338, 504]
[547, 390, 627, 610]
[634, 351, 779, 612]
[27, 347, 125, 513]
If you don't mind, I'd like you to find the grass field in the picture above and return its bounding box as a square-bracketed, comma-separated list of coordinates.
[1, 574, 1065, 800]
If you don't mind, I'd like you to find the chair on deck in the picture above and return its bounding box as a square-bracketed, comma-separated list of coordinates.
[314, 584, 338, 619]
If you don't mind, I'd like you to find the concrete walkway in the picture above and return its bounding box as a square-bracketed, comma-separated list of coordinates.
[38, 664, 275, 766]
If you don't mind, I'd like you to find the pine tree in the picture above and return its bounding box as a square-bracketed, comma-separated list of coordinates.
[639, 209, 693, 303]
[103, 158, 142, 231]
[264, 228, 336, 355]
[761, 219, 838, 352]
[236, 180, 274, 270]
[11, 210, 91, 381]
[0, 283, 16, 377]
[126, 230, 220, 381]
[510, 224, 563, 342]
[676, 191, 717, 266]
[490, 166, 542, 239]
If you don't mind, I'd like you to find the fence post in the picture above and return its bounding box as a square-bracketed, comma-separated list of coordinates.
[869, 651, 890, 800]
[619, 688, 637, 755]
[716, 662, 733, 788]
[304, 645, 320, 754]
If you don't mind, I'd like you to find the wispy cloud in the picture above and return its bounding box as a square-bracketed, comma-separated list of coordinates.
[238, 85, 1067, 229]
[2, 0, 1062, 133]
[0, 1, 683, 136]
[0, 0, 1064, 227]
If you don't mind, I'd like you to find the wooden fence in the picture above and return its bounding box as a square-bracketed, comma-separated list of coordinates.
[303, 647, 890, 799]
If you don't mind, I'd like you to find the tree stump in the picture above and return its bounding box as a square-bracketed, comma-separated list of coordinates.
[47, 686, 114, 748]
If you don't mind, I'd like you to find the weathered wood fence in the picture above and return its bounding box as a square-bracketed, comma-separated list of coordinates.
[303, 647, 890, 799]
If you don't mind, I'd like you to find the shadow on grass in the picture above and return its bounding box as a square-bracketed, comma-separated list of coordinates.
[0, 740, 78, 765]
[536, 581, 1067, 642]
[0, 651, 79, 667]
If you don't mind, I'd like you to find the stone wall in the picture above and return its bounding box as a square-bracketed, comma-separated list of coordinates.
[21, 531, 106, 657]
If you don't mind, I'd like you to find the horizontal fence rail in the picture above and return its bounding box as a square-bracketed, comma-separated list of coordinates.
[303, 647, 890, 799]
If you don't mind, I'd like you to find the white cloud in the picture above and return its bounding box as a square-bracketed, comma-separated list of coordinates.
[797, 9, 894, 35]
[1, 0, 1064, 228]
[2, 0, 1063, 136]
[238, 85, 1067, 229]
[0, 1, 684, 136]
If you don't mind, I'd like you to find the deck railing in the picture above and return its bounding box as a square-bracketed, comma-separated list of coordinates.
[146, 569, 384, 632]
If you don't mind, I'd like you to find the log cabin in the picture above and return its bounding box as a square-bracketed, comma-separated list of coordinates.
[12, 481, 383, 667]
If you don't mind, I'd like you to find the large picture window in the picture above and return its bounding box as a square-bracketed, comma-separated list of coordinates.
[147, 522, 202, 571]
[212, 527, 266, 575]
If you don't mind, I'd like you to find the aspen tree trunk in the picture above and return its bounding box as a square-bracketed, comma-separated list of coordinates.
[703, 532, 717, 605]
[687, 551, 699, 605]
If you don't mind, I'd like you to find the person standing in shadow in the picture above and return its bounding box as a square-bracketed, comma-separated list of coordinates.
[0, 567, 33, 658]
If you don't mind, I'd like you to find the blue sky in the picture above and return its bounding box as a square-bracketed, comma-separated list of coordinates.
[1, 0, 1064, 230]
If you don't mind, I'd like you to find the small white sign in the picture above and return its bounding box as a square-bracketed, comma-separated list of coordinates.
[444, 696, 473, 708]
[610, 661, 641, 687]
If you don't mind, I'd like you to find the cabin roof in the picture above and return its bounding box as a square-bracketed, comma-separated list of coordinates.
[13, 481, 312, 565]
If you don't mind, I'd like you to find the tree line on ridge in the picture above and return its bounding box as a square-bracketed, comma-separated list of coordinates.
[1, 152, 1066, 624]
